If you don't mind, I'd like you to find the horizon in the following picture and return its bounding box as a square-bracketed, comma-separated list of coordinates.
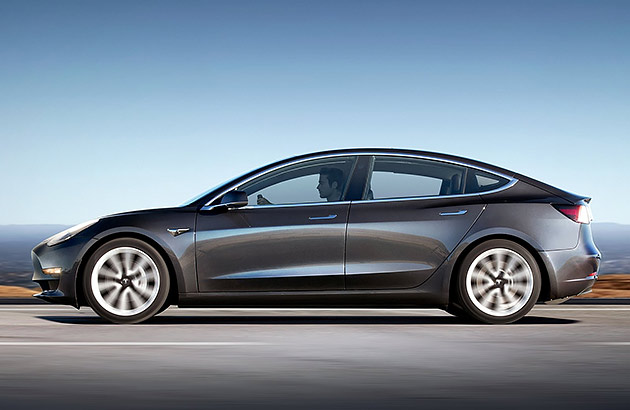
[1, 1, 628, 224]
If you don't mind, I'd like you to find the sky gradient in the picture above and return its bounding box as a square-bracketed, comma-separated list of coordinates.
[1, 0, 628, 224]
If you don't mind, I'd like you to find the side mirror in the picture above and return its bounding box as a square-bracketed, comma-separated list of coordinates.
[200, 190, 249, 213]
[220, 190, 248, 209]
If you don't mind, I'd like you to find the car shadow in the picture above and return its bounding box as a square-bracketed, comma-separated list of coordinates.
[36, 315, 579, 326]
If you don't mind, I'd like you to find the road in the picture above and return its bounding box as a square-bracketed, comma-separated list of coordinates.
[1, 304, 629, 409]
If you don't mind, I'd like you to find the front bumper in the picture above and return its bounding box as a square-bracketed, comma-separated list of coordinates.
[31, 236, 95, 308]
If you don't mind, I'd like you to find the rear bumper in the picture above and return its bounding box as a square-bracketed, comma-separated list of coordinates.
[540, 224, 601, 300]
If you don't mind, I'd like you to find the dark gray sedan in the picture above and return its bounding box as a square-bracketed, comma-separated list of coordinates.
[31, 149, 600, 324]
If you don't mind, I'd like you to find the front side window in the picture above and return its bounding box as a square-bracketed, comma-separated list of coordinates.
[238, 156, 357, 206]
[364, 156, 467, 200]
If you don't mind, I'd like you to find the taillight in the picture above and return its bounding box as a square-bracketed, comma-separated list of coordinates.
[553, 204, 592, 224]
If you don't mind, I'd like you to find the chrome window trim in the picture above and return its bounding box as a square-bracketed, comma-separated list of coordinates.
[366, 152, 514, 180]
[202, 151, 517, 208]
[351, 178, 519, 205]
[238, 201, 352, 211]
[202, 153, 359, 208]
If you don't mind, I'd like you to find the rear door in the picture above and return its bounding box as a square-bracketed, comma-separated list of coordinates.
[346, 155, 486, 290]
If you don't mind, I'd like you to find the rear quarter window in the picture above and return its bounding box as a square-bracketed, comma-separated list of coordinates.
[465, 169, 510, 194]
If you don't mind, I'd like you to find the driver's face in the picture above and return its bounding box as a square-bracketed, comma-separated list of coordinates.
[317, 175, 333, 198]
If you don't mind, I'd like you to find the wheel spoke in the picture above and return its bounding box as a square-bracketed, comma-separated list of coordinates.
[98, 281, 118, 294]
[109, 253, 124, 275]
[127, 266, 148, 279]
[471, 267, 494, 285]
[131, 283, 152, 300]
[504, 255, 520, 275]
[494, 289, 507, 310]
[127, 287, 146, 308]
[487, 291, 499, 310]
[473, 283, 495, 300]
[123, 251, 134, 272]
[504, 288, 520, 305]
[512, 286, 526, 298]
[117, 288, 131, 311]
[478, 288, 497, 309]
[104, 285, 123, 306]
[501, 288, 517, 310]
[512, 271, 532, 288]
[98, 266, 120, 280]
[493, 251, 506, 273]
[480, 259, 496, 276]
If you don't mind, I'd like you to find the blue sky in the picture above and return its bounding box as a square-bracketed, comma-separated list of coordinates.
[0, 0, 628, 224]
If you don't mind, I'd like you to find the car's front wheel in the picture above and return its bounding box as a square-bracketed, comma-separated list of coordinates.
[83, 238, 170, 324]
[455, 239, 541, 324]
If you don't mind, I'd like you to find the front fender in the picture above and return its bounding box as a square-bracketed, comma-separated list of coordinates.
[80, 225, 196, 302]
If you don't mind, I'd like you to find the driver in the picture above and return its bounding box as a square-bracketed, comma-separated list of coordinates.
[257, 167, 344, 205]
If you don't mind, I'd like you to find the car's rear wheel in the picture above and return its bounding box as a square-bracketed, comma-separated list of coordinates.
[455, 239, 541, 324]
[83, 238, 170, 324]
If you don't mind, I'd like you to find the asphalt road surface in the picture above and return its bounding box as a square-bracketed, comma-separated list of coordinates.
[1, 304, 629, 410]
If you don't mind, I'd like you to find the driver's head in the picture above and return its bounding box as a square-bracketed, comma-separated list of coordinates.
[317, 168, 344, 200]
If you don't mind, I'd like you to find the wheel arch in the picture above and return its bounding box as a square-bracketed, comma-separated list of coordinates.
[448, 233, 551, 307]
[75, 232, 181, 307]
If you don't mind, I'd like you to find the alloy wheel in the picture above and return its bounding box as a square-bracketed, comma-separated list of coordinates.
[464, 248, 534, 317]
[90, 246, 161, 317]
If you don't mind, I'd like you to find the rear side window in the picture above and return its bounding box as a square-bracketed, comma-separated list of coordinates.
[464, 169, 510, 194]
[365, 156, 467, 200]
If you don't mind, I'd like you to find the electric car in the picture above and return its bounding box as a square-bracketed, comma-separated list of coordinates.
[32, 149, 600, 324]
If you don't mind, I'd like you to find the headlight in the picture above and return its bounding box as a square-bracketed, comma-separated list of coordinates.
[46, 219, 100, 246]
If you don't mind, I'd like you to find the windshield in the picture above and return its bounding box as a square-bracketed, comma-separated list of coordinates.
[179, 170, 253, 207]
[179, 185, 222, 207]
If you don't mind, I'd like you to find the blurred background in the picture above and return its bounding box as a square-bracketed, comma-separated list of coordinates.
[0, 0, 628, 293]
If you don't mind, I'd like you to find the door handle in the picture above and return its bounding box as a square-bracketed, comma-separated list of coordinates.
[308, 214, 337, 220]
[439, 210, 468, 216]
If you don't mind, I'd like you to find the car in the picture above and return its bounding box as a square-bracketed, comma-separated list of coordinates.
[31, 148, 601, 324]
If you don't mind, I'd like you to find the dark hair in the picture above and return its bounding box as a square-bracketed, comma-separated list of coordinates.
[319, 167, 344, 189]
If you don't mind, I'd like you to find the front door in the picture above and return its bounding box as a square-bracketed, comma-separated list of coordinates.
[196, 155, 357, 292]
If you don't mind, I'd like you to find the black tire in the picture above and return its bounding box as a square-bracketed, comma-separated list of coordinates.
[445, 302, 470, 322]
[83, 238, 170, 324]
[455, 239, 541, 324]
[156, 300, 171, 315]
